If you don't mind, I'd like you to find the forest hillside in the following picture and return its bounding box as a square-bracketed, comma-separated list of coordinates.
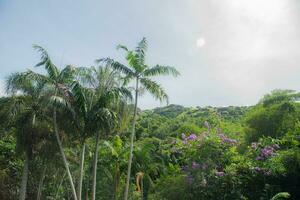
[1, 90, 300, 199]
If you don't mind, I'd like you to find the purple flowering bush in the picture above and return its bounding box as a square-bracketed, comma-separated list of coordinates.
[149, 123, 300, 200]
[175, 131, 250, 199]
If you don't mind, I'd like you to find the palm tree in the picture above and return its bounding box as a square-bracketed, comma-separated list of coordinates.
[23, 45, 79, 200]
[6, 72, 50, 200]
[99, 37, 180, 200]
[74, 65, 131, 200]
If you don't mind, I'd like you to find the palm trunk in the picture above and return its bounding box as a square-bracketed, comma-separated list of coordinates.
[37, 165, 47, 200]
[91, 132, 100, 200]
[53, 109, 78, 200]
[77, 143, 86, 200]
[112, 162, 120, 200]
[124, 78, 139, 200]
[19, 151, 29, 200]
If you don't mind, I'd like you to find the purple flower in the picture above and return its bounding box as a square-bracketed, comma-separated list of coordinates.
[186, 134, 197, 141]
[218, 134, 237, 145]
[215, 171, 225, 177]
[256, 145, 277, 160]
[256, 156, 263, 160]
[182, 133, 198, 144]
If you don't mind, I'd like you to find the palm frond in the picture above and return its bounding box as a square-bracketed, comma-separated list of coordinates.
[135, 37, 147, 65]
[59, 65, 76, 84]
[70, 81, 88, 116]
[87, 107, 117, 131]
[47, 95, 75, 118]
[25, 70, 51, 84]
[74, 66, 97, 88]
[33, 44, 59, 80]
[120, 75, 133, 86]
[140, 78, 168, 103]
[96, 58, 135, 77]
[126, 51, 141, 72]
[116, 45, 129, 52]
[118, 87, 133, 102]
[143, 65, 180, 77]
[6, 72, 29, 94]
[49, 95, 70, 108]
[6, 71, 47, 97]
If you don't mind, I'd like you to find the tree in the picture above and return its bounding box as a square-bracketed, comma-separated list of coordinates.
[74, 65, 131, 200]
[23, 45, 79, 200]
[100, 37, 180, 200]
[6, 72, 50, 200]
[244, 90, 300, 143]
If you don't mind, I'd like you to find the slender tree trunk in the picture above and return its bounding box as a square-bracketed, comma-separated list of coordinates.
[19, 151, 29, 200]
[91, 132, 100, 200]
[112, 162, 120, 200]
[37, 165, 47, 200]
[77, 143, 86, 200]
[124, 78, 139, 200]
[53, 109, 78, 200]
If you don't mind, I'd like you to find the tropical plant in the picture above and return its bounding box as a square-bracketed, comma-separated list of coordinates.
[99, 37, 180, 199]
[18, 45, 79, 200]
[74, 65, 131, 200]
[6, 71, 50, 200]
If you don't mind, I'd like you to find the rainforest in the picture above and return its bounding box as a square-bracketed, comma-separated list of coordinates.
[0, 38, 300, 200]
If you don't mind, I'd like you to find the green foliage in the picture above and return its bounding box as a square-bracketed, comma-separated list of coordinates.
[1, 43, 300, 200]
[271, 192, 291, 200]
[244, 90, 299, 143]
[177, 123, 202, 135]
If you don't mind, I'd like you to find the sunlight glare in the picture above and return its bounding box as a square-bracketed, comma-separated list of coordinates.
[230, 0, 289, 23]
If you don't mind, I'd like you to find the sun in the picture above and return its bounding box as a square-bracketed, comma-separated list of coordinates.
[196, 37, 206, 48]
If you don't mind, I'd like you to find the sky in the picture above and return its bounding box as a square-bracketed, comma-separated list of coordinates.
[1, 0, 300, 109]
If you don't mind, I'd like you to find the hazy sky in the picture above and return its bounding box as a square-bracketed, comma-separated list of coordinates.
[1, 0, 300, 109]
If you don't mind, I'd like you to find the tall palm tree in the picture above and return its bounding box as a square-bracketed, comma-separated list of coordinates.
[74, 65, 131, 200]
[100, 37, 180, 200]
[6, 72, 48, 200]
[23, 45, 79, 200]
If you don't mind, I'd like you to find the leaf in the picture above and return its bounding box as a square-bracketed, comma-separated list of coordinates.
[103, 141, 119, 157]
[140, 78, 168, 103]
[271, 192, 290, 200]
[143, 65, 180, 77]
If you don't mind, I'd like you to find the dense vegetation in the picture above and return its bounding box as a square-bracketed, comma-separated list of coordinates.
[0, 39, 300, 200]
